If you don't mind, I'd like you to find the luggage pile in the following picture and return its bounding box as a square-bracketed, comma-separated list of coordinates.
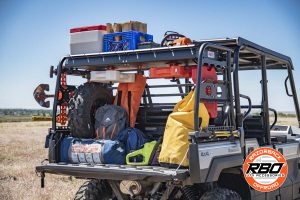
[70, 21, 156, 55]
[61, 74, 156, 165]
[65, 21, 215, 168]
[61, 88, 210, 167]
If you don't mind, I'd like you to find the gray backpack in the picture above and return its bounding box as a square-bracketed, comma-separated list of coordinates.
[95, 105, 128, 140]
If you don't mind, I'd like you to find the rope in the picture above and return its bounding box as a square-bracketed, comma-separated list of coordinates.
[173, 148, 189, 176]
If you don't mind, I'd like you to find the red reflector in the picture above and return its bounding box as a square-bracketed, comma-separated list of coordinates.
[206, 86, 212, 96]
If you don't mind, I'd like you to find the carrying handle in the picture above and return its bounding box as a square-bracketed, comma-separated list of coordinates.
[161, 31, 185, 46]
[285, 76, 293, 97]
[239, 94, 252, 120]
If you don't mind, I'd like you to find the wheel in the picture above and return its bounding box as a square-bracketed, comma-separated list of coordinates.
[74, 179, 115, 200]
[199, 187, 241, 200]
[68, 82, 113, 138]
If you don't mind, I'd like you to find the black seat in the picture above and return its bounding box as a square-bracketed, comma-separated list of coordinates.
[135, 105, 173, 139]
[243, 115, 265, 145]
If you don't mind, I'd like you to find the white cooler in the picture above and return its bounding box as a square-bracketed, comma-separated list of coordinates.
[70, 25, 107, 55]
[90, 70, 135, 83]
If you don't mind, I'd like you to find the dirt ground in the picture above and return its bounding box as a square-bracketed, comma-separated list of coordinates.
[0, 118, 298, 199]
[0, 122, 84, 200]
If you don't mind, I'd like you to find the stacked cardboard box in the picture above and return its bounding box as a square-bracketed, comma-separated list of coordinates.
[106, 21, 147, 34]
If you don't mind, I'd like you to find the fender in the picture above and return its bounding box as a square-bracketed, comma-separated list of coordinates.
[205, 154, 244, 182]
[189, 143, 243, 183]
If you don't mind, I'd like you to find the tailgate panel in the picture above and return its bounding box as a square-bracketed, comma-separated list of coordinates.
[36, 163, 189, 182]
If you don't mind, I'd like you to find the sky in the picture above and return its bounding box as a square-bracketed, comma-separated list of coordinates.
[0, 0, 299, 112]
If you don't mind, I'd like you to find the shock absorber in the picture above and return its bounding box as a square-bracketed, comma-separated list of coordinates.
[181, 185, 199, 200]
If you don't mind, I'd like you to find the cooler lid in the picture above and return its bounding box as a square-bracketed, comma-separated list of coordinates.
[70, 25, 106, 33]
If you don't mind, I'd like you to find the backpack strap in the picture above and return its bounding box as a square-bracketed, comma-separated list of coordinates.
[102, 127, 107, 139]
[95, 128, 99, 139]
[149, 137, 163, 164]
[128, 91, 132, 127]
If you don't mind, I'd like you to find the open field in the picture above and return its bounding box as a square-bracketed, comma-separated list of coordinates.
[0, 118, 299, 199]
[0, 122, 84, 200]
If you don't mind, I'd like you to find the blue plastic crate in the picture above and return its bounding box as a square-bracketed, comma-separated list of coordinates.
[103, 31, 153, 52]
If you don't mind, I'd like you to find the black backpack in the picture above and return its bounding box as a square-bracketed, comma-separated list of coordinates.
[95, 105, 128, 140]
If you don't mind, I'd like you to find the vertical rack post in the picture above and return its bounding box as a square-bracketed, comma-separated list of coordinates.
[261, 55, 271, 144]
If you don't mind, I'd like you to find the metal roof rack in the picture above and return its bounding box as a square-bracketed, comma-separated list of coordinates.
[63, 37, 293, 71]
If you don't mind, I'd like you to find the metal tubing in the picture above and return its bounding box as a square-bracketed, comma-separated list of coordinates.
[233, 46, 242, 128]
[65, 45, 197, 69]
[52, 57, 67, 130]
[236, 37, 294, 69]
[194, 44, 208, 131]
[226, 50, 235, 128]
[284, 76, 293, 97]
[185, 78, 191, 93]
[142, 93, 189, 97]
[261, 55, 271, 144]
[146, 83, 193, 88]
[239, 94, 252, 118]
[176, 79, 185, 99]
[194, 43, 232, 131]
[287, 66, 300, 127]
[41, 172, 45, 188]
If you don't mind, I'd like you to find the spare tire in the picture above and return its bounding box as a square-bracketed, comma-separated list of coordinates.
[68, 82, 113, 138]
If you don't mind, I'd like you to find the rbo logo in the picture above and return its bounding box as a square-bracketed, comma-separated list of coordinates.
[243, 147, 288, 192]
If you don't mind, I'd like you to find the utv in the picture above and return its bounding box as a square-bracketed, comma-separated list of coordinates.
[34, 36, 300, 200]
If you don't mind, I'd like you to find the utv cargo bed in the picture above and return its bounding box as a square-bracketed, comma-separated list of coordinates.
[36, 163, 189, 182]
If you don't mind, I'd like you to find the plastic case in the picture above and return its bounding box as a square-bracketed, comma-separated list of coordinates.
[90, 70, 135, 83]
[192, 65, 218, 118]
[70, 25, 107, 55]
[103, 31, 153, 52]
[191, 65, 217, 83]
[149, 66, 190, 78]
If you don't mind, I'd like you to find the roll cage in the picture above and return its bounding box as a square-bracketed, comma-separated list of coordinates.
[51, 37, 300, 149]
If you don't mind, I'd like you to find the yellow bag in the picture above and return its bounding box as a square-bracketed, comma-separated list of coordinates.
[158, 90, 209, 167]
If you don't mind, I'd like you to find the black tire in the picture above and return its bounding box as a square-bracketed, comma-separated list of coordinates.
[68, 82, 113, 138]
[74, 179, 115, 200]
[199, 187, 241, 200]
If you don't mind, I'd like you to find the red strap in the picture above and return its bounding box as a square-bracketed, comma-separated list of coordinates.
[102, 127, 106, 139]
[95, 128, 99, 139]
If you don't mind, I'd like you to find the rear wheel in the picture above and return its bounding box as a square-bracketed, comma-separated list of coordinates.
[74, 179, 115, 200]
[199, 187, 241, 200]
[68, 82, 113, 138]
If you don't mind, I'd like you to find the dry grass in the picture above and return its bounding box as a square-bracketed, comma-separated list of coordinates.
[0, 122, 84, 200]
[276, 116, 298, 127]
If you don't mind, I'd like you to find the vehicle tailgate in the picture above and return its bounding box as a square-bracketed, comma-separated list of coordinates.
[36, 163, 189, 182]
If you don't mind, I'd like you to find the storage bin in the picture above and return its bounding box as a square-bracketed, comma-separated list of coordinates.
[90, 70, 135, 83]
[70, 25, 107, 55]
[103, 31, 153, 52]
[191, 65, 217, 83]
[192, 65, 218, 118]
[149, 66, 190, 78]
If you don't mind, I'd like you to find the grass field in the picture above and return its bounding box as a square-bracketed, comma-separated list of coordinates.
[0, 122, 84, 200]
[0, 118, 298, 199]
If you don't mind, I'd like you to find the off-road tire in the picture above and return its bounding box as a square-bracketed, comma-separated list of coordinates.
[199, 187, 241, 200]
[68, 82, 113, 138]
[74, 179, 114, 200]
